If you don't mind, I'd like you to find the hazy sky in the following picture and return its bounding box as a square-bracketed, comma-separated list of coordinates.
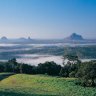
[0, 0, 96, 39]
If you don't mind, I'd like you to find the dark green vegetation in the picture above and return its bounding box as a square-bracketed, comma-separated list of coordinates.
[0, 73, 15, 81]
[0, 58, 61, 76]
[0, 55, 96, 95]
[0, 74, 96, 96]
[60, 55, 96, 87]
[0, 57, 96, 87]
[76, 61, 96, 87]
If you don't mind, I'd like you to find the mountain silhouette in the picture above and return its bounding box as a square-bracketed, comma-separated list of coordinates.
[1, 36, 8, 40]
[65, 33, 84, 40]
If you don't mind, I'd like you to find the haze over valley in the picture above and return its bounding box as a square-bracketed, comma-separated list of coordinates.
[0, 33, 96, 65]
[0, 0, 96, 95]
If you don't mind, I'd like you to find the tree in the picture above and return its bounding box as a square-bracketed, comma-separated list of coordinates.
[8, 58, 18, 73]
[64, 55, 81, 65]
[37, 61, 61, 76]
[76, 60, 96, 87]
[59, 55, 81, 77]
[19, 64, 23, 74]
[21, 64, 37, 74]
[0, 64, 4, 72]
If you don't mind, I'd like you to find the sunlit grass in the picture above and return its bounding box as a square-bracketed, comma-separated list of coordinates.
[0, 74, 96, 96]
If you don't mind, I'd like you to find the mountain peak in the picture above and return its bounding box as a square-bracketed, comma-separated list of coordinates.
[66, 33, 84, 40]
[1, 36, 8, 40]
[28, 37, 31, 40]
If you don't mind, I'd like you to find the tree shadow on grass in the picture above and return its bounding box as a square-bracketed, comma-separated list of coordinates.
[0, 91, 57, 96]
[0, 73, 15, 81]
[0, 74, 58, 96]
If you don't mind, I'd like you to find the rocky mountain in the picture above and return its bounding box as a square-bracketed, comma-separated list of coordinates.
[65, 33, 84, 40]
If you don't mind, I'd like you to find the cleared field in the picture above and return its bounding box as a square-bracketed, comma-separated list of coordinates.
[0, 74, 96, 96]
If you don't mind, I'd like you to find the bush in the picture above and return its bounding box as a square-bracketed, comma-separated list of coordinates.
[76, 60, 96, 87]
[69, 71, 76, 77]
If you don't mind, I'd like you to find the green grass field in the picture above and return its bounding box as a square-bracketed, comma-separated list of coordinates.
[0, 73, 96, 96]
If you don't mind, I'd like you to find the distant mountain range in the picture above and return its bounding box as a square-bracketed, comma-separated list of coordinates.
[0, 33, 96, 44]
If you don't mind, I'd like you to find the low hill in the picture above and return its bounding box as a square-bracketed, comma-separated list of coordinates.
[0, 74, 96, 96]
[1, 36, 8, 40]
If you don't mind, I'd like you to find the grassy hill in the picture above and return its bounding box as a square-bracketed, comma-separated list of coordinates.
[0, 73, 96, 96]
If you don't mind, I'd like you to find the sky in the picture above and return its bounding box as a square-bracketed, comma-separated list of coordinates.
[0, 0, 96, 39]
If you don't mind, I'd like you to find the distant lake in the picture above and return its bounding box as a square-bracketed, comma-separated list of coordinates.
[0, 43, 96, 66]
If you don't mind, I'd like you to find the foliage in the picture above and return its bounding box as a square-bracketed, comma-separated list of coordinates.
[60, 55, 96, 87]
[0, 59, 61, 76]
[37, 61, 61, 76]
[0, 57, 96, 87]
[76, 61, 96, 87]
[59, 55, 80, 77]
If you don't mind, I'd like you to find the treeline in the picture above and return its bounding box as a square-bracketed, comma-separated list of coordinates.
[0, 58, 61, 75]
[0, 57, 96, 87]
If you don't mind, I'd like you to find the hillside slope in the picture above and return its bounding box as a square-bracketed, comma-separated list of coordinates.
[0, 74, 96, 96]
